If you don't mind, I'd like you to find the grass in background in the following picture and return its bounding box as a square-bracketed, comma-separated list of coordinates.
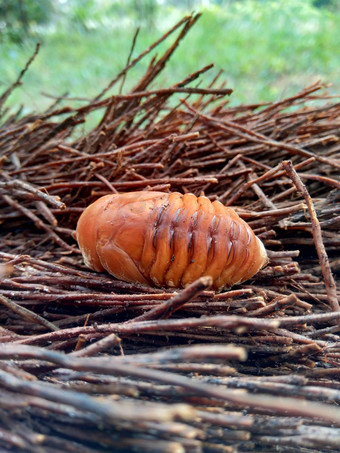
[1, 0, 340, 114]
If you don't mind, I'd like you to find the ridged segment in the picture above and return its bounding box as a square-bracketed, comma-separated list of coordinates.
[147, 192, 183, 286]
[215, 216, 246, 290]
[181, 195, 214, 287]
[204, 200, 231, 287]
[163, 193, 199, 287]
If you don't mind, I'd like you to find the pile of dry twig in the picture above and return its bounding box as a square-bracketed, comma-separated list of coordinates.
[0, 14, 340, 453]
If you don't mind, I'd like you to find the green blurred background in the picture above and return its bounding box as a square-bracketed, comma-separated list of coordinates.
[1, 0, 340, 112]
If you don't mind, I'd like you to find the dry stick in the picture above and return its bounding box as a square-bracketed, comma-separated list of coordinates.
[103, 86, 234, 100]
[92, 14, 196, 102]
[101, 344, 247, 365]
[2, 194, 76, 253]
[0, 43, 40, 112]
[226, 157, 316, 206]
[70, 333, 123, 358]
[119, 27, 140, 95]
[132, 13, 201, 94]
[0, 294, 58, 332]
[175, 63, 215, 87]
[94, 172, 117, 193]
[1, 344, 340, 425]
[129, 132, 199, 163]
[282, 160, 339, 312]
[43, 176, 218, 191]
[240, 163, 276, 210]
[258, 81, 324, 115]
[12, 316, 281, 345]
[0, 367, 194, 426]
[77, 85, 233, 117]
[227, 163, 282, 206]
[87, 19, 205, 144]
[300, 172, 340, 189]
[236, 203, 306, 219]
[0, 427, 27, 450]
[0, 252, 163, 294]
[34, 200, 58, 226]
[246, 294, 298, 318]
[0, 173, 66, 209]
[184, 101, 340, 169]
[126, 276, 213, 324]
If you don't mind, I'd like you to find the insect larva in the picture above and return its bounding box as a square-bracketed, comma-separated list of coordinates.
[75, 191, 268, 291]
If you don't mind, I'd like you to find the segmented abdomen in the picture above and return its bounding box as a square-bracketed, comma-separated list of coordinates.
[76, 191, 268, 290]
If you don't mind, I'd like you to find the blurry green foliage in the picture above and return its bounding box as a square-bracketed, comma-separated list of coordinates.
[313, 0, 339, 8]
[1, 0, 340, 113]
[0, 0, 55, 42]
[1, 0, 338, 43]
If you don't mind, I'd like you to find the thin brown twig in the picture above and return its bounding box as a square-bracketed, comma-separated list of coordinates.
[0, 43, 40, 112]
[126, 276, 213, 323]
[70, 333, 123, 357]
[282, 160, 339, 312]
[1, 344, 340, 425]
[0, 294, 58, 332]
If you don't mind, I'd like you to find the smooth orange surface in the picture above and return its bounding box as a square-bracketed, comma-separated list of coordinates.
[75, 191, 268, 290]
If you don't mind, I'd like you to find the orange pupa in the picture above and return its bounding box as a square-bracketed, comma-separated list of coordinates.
[75, 191, 268, 291]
